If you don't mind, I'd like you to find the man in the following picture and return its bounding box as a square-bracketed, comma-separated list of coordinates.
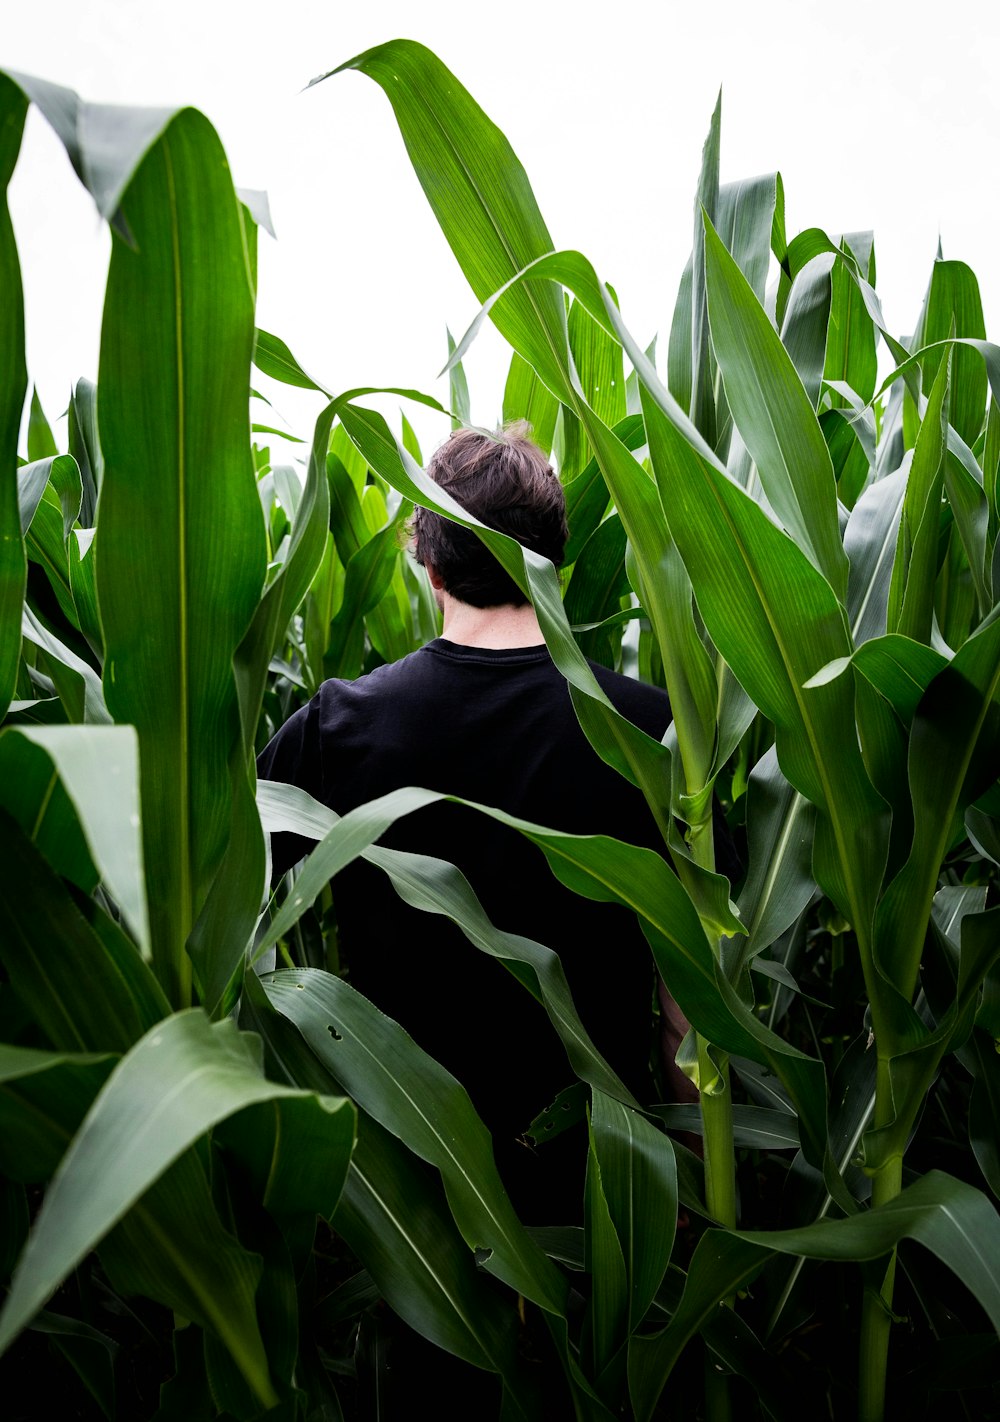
[258, 422, 690, 1220]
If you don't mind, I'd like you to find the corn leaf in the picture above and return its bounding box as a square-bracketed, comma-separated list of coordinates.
[95, 108, 265, 1003]
[0, 74, 28, 718]
[0, 1009, 353, 1405]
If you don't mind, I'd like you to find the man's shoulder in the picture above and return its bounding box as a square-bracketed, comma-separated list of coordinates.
[586, 660, 672, 727]
[316, 646, 434, 703]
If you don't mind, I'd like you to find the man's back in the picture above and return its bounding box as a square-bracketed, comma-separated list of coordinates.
[259, 636, 672, 1217]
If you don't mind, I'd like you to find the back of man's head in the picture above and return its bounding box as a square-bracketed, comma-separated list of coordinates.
[413, 422, 568, 608]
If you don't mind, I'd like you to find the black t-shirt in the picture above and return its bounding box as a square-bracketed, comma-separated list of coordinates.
[257, 639, 673, 1217]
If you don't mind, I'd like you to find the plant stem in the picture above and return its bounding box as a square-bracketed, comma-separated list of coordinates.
[858, 1058, 903, 1422]
[697, 1036, 736, 1229]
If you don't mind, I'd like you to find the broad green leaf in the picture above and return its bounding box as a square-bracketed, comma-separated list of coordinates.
[666, 255, 693, 415]
[734, 747, 816, 969]
[703, 216, 848, 600]
[628, 1171, 1000, 1421]
[887, 350, 951, 643]
[849, 635, 949, 722]
[257, 780, 826, 1163]
[563, 414, 644, 565]
[4, 70, 179, 223]
[688, 91, 721, 446]
[0, 1009, 352, 1406]
[21, 604, 107, 723]
[96, 1149, 272, 1407]
[67, 378, 100, 527]
[967, 1028, 1000, 1197]
[0, 74, 28, 718]
[0, 808, 166, 1053]
[257, 781, 638, 1108]
[26, 387, 58, 461]
[502, 349, 558, 455]
[569, 294, 626, 431]
[321, 41, 572, 406]
[564, 514, 628, 667]
[446, 326, 471, 429]
[584, 1115, 628, 1391]
[780, 252, 834, 409]
[18, 454, 80, 544]
[875, 615, 1000, 1008]
[590, 1090, 677, 1331]
[67, 529, 102, 658]
[653, 1103, 799, 1152]
[265, 969, 568, 1316]
[336, 1115, 529, 1398]
[638, 387, 886, 949]
[0, 725, 149, 955]
[324, 522, 403, 675]
[823, 236, 877, 407]
[844, 464, 907, 645]
[943, 436, 991, 619]
[242, 973, 548, 1410]
[715, 173, 778, 309]
[915, 260, 987, 447]
[96, 107, 265, 1004]
[253, 326, 331, 395]
[0, 1045, 115, 1182]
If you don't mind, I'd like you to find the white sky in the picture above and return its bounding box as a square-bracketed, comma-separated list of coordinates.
[7, 0, 1000, 461]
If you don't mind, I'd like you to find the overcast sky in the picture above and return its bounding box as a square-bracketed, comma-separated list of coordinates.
[7, 0, 999, 460]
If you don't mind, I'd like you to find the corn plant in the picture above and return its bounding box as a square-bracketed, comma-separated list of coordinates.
[1, 41, 999, 1422]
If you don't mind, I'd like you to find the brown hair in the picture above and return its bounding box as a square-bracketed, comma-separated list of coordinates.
[411, 422, 568, 608]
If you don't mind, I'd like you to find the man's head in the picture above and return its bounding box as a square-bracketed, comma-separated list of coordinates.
[412, 422, 568, 608]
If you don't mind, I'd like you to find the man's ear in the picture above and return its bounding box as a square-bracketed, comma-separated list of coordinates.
[425, 564, 446, 592]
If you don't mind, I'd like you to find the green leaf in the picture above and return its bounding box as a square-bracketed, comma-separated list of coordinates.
[337, 1115, 528, 1396]
[0, 807, 167, 1053]
[735, 747, 816, 968]
[242, 974, 544, 1409]
[264, 969, 567, 1316]
[637, 386, 886, 947]
[584, 1111, 628, 1390]
[0, 74, 28, 718]
[844, 465, 907, 644]
[4, 71, 180, 222]
[0, 725, 149, 956]
[0, 1010, 353, 1404]
[887, 350, 951, 643]
[257, 781, 637, 1108]
[628, 1171, 1000, 1421]
[569, 294, 626, 431]
[21, 604, 108, 723]
[446, 326, 471, 429]
[257, 780, 826, 1164]
[589, 1090, 677, 1330]
[323, 41, 571, 406]
[67, 378, 100, 527]
[915, 260, 987, 447]
[779, 254, 833, 409]
[27, 388, 58, 461]
[703, 214, 848, 600]
[502, 350, 558, 455]
[875, 615, 1000, 1008]
[688, 91, 721, 446]
[253, 327, 331, 395]
[95, 107, 266, 1005]
[0, 1044, 116, 1182]
[823, 236, 877, 407]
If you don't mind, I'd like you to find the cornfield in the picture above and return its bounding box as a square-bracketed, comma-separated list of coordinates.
[2, 38, 999, 1421]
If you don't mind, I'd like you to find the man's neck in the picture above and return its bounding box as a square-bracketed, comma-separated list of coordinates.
[438, 593, 545, 649]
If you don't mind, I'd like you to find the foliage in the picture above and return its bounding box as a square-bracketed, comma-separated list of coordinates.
[2, 41, 1000, 1422]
